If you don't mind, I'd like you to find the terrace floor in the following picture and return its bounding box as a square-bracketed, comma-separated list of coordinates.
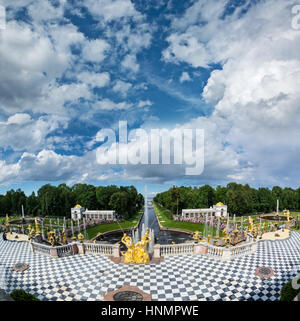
[0, 232, 299, 301]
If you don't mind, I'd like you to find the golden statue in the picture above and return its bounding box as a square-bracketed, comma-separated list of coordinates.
[193, 231, 201, 243]
[207, 234, 211, 244]
[28, 225, 35, 240]
[62, 228, 67, 244]
[77, 233, 84, 243]
[121, 229, 151, 264]
[222, 227, 227, 237]
[5, 214, 10, 233]
[286, 210, 290, 222]
[248, 216, 254, 233]
[134, 229, 151, 264]
[48, 231, 56, 246]
[121, 233, 136, 264]
[49, 235, 55, 247]
[35, 217, 41, 234]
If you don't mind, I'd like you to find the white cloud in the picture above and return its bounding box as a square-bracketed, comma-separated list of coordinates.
[83, 0, 140, 22]
[162, 0, 300, 185]
[137, 100, 153, 108]
[6, 113, 32, 125]
[0, 114, 68, 152]
[77, 71, 110, 88]
[163, 33, 212, 68]
[112, 80, 132, 96]
[0, 19, 87, 116]
[121, 54, 139, 72]
[82, 39, 110, 63]
[94, 98, 133, 110]
[179, 72, 191, 83]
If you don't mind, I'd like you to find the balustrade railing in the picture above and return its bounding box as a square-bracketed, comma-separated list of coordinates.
[159, 242, 194, 256]
[31, 242, 52, 257]
[206, 245, 224, 258]
[83, 243, 117, 256]
[56, 244, 74, 257]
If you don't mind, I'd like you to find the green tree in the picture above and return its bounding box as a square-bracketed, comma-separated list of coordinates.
[109, 192, 129, 218]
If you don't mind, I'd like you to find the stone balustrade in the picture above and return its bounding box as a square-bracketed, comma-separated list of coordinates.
[83, 243, 119, 256]
[30, 241, 120, 259]
[153, 239, 257, 261]
[158, 242, 195, 257]
[56, 244, 74, 257]
[31, 242, 52, 257]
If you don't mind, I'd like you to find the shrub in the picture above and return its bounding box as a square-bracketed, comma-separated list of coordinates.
[280, 279, 300, 301]
[10, 289, 40, 301]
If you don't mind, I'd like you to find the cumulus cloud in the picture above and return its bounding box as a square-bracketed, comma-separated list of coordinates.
[121, 54, 139, 73]
[82, 0, 140, 22]
[162, 0, 300, 186]
[94, 98, 133, 110]
[112, 80, 132, 96]
[179, 72, 191, 83]
[81, 39, 110, 63]
[77, 71, 110, 88]
[0, 114, 68, 152]
[137, 100, 153, 108]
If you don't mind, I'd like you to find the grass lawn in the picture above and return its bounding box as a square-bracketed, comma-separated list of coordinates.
[291, 226, 300, 231]
[83, 212, 141, 240]
[154, 203, 218, 235]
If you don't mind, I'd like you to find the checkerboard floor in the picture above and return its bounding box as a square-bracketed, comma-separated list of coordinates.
[0, 232, 299, 301]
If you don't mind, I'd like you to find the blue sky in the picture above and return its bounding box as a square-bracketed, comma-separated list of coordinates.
[0, 0, 300, 196]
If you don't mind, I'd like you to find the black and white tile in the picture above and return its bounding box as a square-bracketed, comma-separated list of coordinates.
[0, 232, 299, 301]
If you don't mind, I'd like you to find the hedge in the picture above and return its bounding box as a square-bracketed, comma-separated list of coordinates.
[280, 279, 300, 301]
[10, 289, 40, 301]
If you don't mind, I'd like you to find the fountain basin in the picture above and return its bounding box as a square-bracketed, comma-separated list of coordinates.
[9, 218, 39, 225]
[260, 215, 288, 222]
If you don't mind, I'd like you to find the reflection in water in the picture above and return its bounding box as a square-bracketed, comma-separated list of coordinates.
[96, 208, 193, 248]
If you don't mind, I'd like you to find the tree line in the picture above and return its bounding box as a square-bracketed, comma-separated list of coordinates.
[153, 183, 300, 216]
[0, 184, 144, 220]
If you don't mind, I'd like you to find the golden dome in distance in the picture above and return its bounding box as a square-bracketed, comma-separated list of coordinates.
[216, 202, 224, 206]
[74, 204, 82, 208]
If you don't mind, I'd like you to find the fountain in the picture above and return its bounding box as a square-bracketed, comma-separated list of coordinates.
[260, 199, 288, 222]
[9, 205, 36, 225]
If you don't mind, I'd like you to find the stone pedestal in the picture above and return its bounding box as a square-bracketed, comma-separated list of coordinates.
[77, 243, 85, 254]
[153, 245, 160, 259]
[50, 247, 58, 258]
[194, 243, 208, 255]
[221, 249, 231, 261]
[71, 243, 79, 254]
[112, 245, 120, 258]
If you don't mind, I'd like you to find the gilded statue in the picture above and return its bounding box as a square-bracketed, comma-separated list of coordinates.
[62, 228, 67, 244]
[35, 217, 41, 234]
[192, 231, 201, 243]
[121, 229, 151, 264]
[77, 233, 84, 243]
[121, 233, 135, 264]
[49, 231, 56, 246]
[28, 225, 35, 240]
[134, 229, 151, 264]
[248, 216, 254, 233]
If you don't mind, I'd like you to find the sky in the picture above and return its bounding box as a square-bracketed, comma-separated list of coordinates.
[0, 0, 300, 196]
